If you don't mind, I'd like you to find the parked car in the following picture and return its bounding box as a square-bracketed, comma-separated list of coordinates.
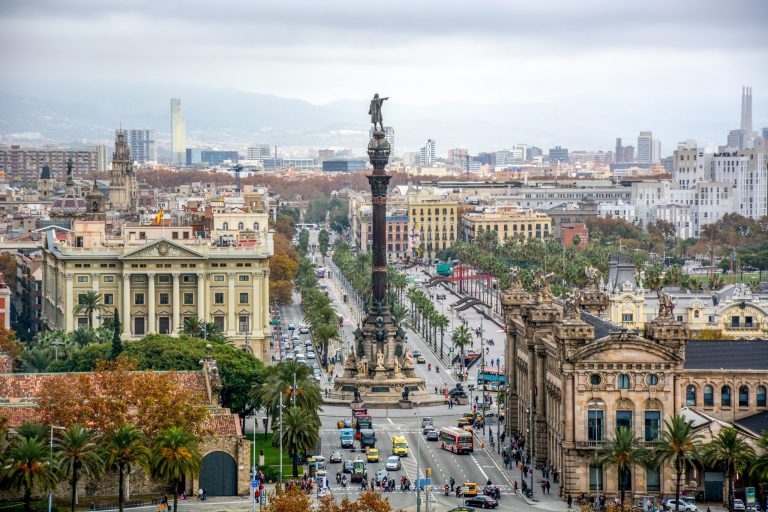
[664, 499, 698, 512]
[464, 495, 498, 509]
[733, 500, 746, 512]
[385, 455, 401, 470]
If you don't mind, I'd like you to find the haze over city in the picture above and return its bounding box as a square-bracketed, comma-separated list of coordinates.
[1, 0, 767, 152]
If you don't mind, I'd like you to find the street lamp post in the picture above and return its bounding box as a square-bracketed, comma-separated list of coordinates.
[415, 403, 421, 512]
[49, 425, 65, 512]
[279, 392, 283, 485]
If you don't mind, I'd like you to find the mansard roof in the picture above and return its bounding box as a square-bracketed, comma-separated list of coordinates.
[684, 340, 768, 371]
[580, 310, 617, 339]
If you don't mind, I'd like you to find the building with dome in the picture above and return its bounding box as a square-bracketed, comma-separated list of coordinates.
[50, 159, 87, 220]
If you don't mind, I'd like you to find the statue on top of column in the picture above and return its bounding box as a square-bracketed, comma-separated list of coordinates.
[369, 93, 389, 132]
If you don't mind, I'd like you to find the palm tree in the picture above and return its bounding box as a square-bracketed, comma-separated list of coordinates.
[704, 427, 756, 512]
[16, 421, 48, 442]
[595, 428, 648, 504]
[433, 313, 449, 360]
[104, 425, 151, 512]
[55, 424, 104, 512]
[650, 416, 704, 512]
[69, 326, 98, 347]
[151, 427, 202, 512]
[390, 304, 408, 329]
[20, 347, 53, 372]
[3, 436, 60, 512]
[275, 407, 320, 477]
[751, 432, 768, 481]
[73, 290, 108, 326]
[182, 316, 205, 337]
[452, 325, 472, 367]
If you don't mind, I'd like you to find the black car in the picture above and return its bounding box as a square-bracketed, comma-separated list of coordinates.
[464, 496, 498, 509]
[426, 430, 439, 441]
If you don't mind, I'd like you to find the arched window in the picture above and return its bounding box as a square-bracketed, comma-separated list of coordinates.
[253, 222, 260, 231]
[739, 385, 749, 407]
[617, 374, 631, 390]
[222, 222, 229, 230]
[686, 385, 696, 406]
[757, 386, 767, 407]
[694, 310, 700, 318]
[721, 385, 732, 407]
[237, 222, 244, 230]
[704, 385, 714, 406]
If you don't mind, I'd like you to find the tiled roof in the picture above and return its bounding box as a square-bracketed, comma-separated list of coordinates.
[684, 341, 768, 370]
[734, 411, 768, 437]
[580, 311, 619, 339]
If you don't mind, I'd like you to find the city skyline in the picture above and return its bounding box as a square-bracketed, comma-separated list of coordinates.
[0, 0, 768, 154]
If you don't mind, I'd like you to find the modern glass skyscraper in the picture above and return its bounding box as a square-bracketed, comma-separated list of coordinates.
[637, 131, 653, 163]
[170, 98, 186, 166]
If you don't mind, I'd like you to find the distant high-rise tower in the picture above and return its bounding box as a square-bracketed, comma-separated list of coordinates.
[741, 86, 753, 133]
[615, 138, 623, 163]
[170, 98, 186, 166]
[121, 129, 157, 164]
[420, 139, 435, 165]
[109, 130, 138, 217]
[637, 131, 653, 164]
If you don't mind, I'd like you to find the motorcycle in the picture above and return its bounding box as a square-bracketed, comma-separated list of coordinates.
[428, 363, 432, 371]
[456, 487, 463, 498]
[336, 472, 341, 484]
[524, 487, 534, 498]
[444, 484, 450, 496]
[341, 476, 347, 487]
[436, 366, 439, 373]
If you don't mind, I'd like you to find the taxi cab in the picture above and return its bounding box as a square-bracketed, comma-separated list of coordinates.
[457, 416, 473, 427]
[337, 418, 352, 428]
[462, 426, 475, 434]
[366, 448, 379, 462]
[416, 355, 426, 364]
[463, 482, 479, 497]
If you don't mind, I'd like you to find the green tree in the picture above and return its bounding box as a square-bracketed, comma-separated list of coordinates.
[16, 422, 48, 443]
[20, 346, 53, 372]
[451, 325, 472, 366]
[73, 290, 108, 327]
[110, 309, 122, 359]
[2, 436, 60, 512]
[104, 425, 151, 512]
[704, 427, 756, 512]
[151, 427, 202, 512]
[650, 416, 703, 512]
[55, 424, 105, 512]
[433, 314, 449, 360]
[297, 230, 310, 256]
[318, 229, 330, 257]
[182, 316, 205, 337]
[595, 428, 648, 504]
[275, 407, 320, 477]
[751, 431, 768, 481]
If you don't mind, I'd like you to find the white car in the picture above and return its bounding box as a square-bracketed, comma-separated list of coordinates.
[385, 456, 401, 471]
[295, 355, 306, 364]
[288, 323, 296, 330]
[664, 499, 698, 512]
[306, 352, 316, 360]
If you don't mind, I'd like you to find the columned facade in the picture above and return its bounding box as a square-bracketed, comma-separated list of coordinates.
[41, 234, 273, 362]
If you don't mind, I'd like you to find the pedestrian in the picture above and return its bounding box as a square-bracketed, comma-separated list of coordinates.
[567, 494, 573, 509]
[545, 480, 551, 494]
[490, 359, 494, 367]
[197, 488, 203, 501]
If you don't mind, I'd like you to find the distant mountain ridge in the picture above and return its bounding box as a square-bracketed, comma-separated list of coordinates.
[0, 85, 748, 155]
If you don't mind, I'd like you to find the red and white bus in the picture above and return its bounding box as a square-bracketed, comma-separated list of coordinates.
[438, 426, 474, 454]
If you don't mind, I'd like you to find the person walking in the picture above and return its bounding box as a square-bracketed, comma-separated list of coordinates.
[567, 494, 573, 509]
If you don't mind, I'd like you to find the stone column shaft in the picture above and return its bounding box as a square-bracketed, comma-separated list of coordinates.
[197, 273, 205, 321]
[262, 269, 270, 337]
[535, 349, 548, 468]
[227, 272, 236, 335]
[252, 273, 260, 336]
[92, 277, 100, 328]
[172, 273, 180, 335]
[64, 274, 74, 332]
[122, 274, 131, 336]
[147, 274, 156, 334]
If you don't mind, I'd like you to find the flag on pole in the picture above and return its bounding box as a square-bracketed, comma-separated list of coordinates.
[153, 209, 164, 224]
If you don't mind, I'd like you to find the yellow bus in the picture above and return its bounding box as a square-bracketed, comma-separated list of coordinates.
[392, 436, 409, 456]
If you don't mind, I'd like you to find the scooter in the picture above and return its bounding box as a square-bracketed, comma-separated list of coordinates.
[444, 484, 450, 496]
[436, 366, 439, 373]
[341, 476, 347, 487]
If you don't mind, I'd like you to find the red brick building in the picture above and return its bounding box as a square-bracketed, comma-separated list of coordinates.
[560, 222, 589, 250]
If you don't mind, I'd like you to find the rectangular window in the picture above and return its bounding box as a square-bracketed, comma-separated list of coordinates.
[239, 274, 250, 282]
[183, 292, 194, 305]
[77, 317, 89, 327]
[159, 293, 170, 305]
[134, 317, 145, 335]
[239, 315, 249, 333]
[589, 464, 603, 492]
[134, 293, 145, 305]
[133, 275, 146, 283]
[239, 292, 249, 304]
[77, 275, 89, 283]
[158, 317, 170, 334]
[103, 275, 115, 283]
[622, 313, 633, 323]
[103, 293, 114, 305]
[731, 316, 740, 327]
[745, 316, 754, 328]
[644, 411, 661, 441]
[214, 274, 225, 282]
[646, 469, 661, 492]
[588, 410, 604, 441]
[182, 275, 196, 283]
[213, 316, 225, 331]
[616, 411, 632, 432]
[214, 292, 224, 305]
[158, 275, 171, 283]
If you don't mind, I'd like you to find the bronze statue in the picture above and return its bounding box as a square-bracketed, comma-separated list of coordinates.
[369, 93, 389, 132]
[353, 386, 362, 403]
[401, 387, 410, 401]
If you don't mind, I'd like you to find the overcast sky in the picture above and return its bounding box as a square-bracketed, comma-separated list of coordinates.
[0, 0, 767, 149]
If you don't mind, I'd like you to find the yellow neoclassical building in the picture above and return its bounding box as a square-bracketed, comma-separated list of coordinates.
[406, 190, 459, 261]
[461, 206, 552, 243]
[41, 219, 273, 361]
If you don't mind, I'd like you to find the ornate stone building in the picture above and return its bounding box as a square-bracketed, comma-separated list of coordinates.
[109, 130, 139, 219]
[41, 219, 273, 361]
[503, 268, 768, 501]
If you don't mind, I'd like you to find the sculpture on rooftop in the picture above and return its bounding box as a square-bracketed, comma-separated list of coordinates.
[657, 289, 675, 319]
[564, 288, 582, 320]
[509, 266, 523, 290]
[369, 93, 389, 132]
[532, 268, 554, 303]
[584, 266, 600, 290]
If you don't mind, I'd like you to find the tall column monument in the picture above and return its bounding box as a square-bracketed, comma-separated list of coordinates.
[332, 95, 432, 407]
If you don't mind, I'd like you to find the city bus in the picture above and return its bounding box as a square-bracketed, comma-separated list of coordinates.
[477, 369, 506, 390]
[438, 426, 474, 454]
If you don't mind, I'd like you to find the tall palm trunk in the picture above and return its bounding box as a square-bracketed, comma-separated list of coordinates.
[24, 487, 32, 512]
[675, 461, 682, 512]
[118, 464, 126, 512]
[292, 450, 299, 477]
[728, 473, 734, 512]
[620, 477, 625, 505]
[71, 464, 79, 512]
[440, 329, 444, 359]
[172, 480, 179, 512]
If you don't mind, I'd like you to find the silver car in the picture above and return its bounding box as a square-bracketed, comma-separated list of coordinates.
[385, 456, 401, 470]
